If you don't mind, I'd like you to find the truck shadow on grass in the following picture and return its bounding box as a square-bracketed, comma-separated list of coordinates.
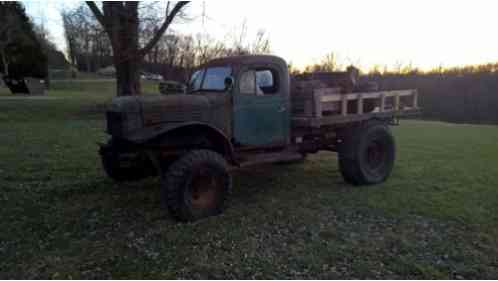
[231, 162, 345, 203]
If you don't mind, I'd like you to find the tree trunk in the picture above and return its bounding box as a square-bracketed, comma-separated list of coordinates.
[153, 45, 159, 64]
[1, 48, 8, 76]
[114, 54, 141, 96]
[86, 54, 91, 73]
[86, 1, 189, 96]
[108, 3, 142, 96]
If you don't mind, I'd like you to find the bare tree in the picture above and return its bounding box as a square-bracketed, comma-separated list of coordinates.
[250, 30, 271, 54]
[85, 1, 189, 96]
[61, 11, 78, 66]
[318, 52, 338, 72]
[0, 13, 21, 76]
[303, 52, 340, 73]
[62, 5, 114, 72]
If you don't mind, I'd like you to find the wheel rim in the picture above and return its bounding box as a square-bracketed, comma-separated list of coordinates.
[366, 139, 386, 170]
[188, 166, 223, 210]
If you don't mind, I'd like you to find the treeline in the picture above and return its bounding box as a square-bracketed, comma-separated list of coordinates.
[62, 4, 271, 81]
[61, 5, 111, 73]
[365, 64, 498, 125]
[299, 53, 498, 125]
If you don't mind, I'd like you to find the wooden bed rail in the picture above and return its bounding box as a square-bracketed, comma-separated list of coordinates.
[314, 89, 419, 118]
[291, 88, 421, 128]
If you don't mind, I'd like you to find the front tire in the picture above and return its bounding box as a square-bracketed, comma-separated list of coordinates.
[162, 150, 231, 222]
[338, 122, 396, 185]
[100, 140, 155, 182]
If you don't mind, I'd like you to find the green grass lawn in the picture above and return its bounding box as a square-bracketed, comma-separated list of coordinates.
[1, 82, 497, 278]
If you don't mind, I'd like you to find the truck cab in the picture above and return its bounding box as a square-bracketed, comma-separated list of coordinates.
[178, 55, 291, 148]
[100, 55, 419, 222]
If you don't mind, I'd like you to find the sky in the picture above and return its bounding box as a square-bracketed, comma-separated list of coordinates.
[23, 0, 498, 71]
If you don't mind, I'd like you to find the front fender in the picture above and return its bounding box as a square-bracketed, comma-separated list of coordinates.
[124, 122, 200, 143]
[123, 122, 236, 164]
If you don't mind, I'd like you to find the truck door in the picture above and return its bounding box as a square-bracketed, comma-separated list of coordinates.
[233, 66, 289, 146]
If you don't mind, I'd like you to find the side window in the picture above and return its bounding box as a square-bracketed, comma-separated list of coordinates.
[256, 69, 278, 95]
[189, 69, 204, 91]
[239, 70, 256, 94]
[203, 67, 232, 91]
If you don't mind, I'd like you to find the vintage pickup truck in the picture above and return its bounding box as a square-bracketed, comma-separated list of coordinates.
[100, 55, 419, 221]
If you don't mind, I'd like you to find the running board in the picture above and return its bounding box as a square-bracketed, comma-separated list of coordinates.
[233, 151, 303, 169]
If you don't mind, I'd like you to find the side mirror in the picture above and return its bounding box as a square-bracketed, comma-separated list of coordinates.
[224, 76, 234, 91]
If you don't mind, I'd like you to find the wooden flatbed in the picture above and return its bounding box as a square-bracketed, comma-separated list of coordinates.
[291, 88, 420, 128]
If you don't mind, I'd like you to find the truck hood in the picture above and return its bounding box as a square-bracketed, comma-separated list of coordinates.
[106, 93, 231, 142]
[108, 94, 212, 125]
[139, 94, 211, 125]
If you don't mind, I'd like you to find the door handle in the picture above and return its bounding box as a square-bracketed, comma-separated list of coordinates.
[278, 106, 286, 113]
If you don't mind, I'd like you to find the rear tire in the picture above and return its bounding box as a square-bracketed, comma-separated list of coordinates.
[338, 121, 395, 185]
[162, 150, 231, 222]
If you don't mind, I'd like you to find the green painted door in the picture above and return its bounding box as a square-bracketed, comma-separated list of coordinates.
[233, 68, 288, 146]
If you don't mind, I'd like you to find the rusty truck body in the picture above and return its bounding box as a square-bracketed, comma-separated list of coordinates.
[100, 55, 420, 221]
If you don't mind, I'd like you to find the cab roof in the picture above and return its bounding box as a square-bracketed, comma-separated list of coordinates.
[199, 55, 288, 69]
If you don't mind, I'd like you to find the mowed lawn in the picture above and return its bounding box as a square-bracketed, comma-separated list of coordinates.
[1, 82, 497, 279]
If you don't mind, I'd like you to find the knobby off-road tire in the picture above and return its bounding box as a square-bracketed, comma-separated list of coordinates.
[162, 150, 231, 222]
[338, 121, 395, 185]
[100, 140, 155, 182]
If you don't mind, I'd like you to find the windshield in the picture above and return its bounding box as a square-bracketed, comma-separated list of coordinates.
[189, 66, 232, 92]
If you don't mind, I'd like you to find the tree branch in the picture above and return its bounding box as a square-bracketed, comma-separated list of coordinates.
[85, 1, 106, 28]
[139, 1, 189, 57]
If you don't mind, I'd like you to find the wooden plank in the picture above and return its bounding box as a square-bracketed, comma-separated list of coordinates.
[320, 89, 416, 103]
[314, 87, 341, 97]
[384, 90, 416, 97]
[291, 108, 422, 128]
[341, 94, 348, 116]
[322, 101, 340, 112]
[303, 100, 313, 116]
[394, 93, 400, 111]
[313, 90, 322, 118]
[380, 93, 386, 112]
[413, 89, 419, 108]
[291, 87, 418, 120]
[357, 93, 363, 114]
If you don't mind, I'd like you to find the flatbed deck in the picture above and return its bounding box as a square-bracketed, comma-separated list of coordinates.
[292, 89, 420, 128]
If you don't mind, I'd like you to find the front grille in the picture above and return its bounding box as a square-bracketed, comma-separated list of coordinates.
[144, 105, 205, 123]
[106, 111, 123, 136]
[165, 110, 203, 122]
